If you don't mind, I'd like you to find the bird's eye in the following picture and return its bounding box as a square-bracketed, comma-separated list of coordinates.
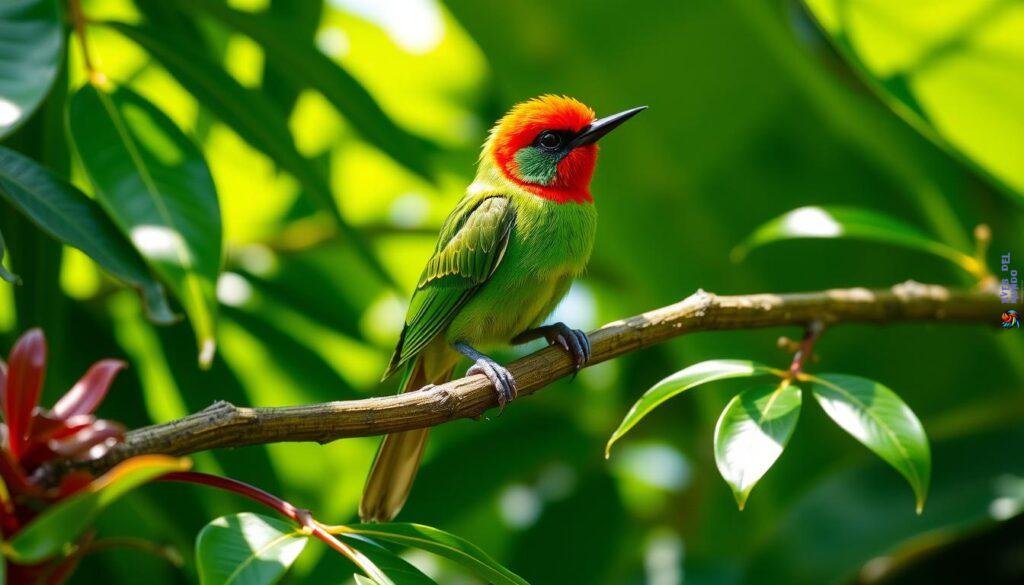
[537, 131, 563, 150]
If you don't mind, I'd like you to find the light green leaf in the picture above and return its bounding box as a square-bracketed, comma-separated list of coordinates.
[732, 206, 982, 276]
[0, 227, 19, 284]
[802, 0, 1024, 201]
[183, 0, 435, 182]
[7, 456, 190, 563]
[606, 360, 780, 457]
[104, 21, 396, 290]
[346, 523, 527, 585]
[0, 145, 174, 321]
[353, 577, 378, 585]
[69, 82, 223, 367]
[344, 536, 436, 585]
[0, 0, 63, 138]
[714, 381, 802, 510]
[808, 373, 931, 512]
[196, 513, 308, 585]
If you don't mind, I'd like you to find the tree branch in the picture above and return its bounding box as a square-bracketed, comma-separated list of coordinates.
[39, 281, 1003, 482]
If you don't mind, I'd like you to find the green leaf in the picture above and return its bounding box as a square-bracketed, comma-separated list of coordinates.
[346, 523, 527, 585]
[6, 455, 190, 563]
[183, 0, 435, 182]
[808, 373, 931, 512]
[732, 206, 982, 276]
[0, 0, 63, 138]
[714, 381, 802, 510]
[0, 145, 174, 321]
[104, 21, 396, 290]
[353, 577, 378, 585]
[606, 360, 780, 457]
[68, 82, 223, 367]
[196, 513, 308, 585]
[801, 0, 1024, 201]
[344, 536, 436, 585]
[0, 227, 19, 284]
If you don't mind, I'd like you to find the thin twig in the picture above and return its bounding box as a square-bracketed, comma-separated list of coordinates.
[37, 280, 1002, 484]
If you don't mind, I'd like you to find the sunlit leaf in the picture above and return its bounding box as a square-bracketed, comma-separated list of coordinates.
[808, 373, 931, 512]
[184, 0, 436, 182]
[0, 0, 63, 138]
[802, 0, 1024, 201]
[0, 146, 174, 321]
[353, 577, 378, 585]
[714, 381, 802, 510]
[345, 523, 527, 585]
[606, 360, 780, 457]
[732, 206, 982, 276]
[6, 455, 190, 563]
[105, 21, 396, 290]
[69, 82, 223, 367]
[0, 227, 18, 283]
[196, 512, 308, 585]
[344, 535, 436, 585]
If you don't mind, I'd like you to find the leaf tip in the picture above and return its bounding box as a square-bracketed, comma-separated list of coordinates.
[198, 339, 217, 369]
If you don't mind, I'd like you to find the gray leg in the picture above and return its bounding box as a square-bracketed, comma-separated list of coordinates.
[455, 342, 517, 409]
[512, 322, 591, 371]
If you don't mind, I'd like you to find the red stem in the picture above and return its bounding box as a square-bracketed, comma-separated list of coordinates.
[789, 320, 824, 378]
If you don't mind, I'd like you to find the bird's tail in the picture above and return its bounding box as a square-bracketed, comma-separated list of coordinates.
[359, 356, 453, 522]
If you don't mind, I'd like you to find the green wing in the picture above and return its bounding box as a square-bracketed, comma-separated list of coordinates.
[384, 195, 516, 378]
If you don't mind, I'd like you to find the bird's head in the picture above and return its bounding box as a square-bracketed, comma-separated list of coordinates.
[483, 95, 645, 203]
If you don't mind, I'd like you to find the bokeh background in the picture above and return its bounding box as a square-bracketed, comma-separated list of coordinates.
[2, 0, 1023, 583]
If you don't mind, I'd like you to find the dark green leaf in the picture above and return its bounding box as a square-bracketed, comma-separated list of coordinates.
[343, 536, 436, 585]
[714, 381, 802, 510]
[808, 373, 931, 512]
[732, 206, 982, 276]
[7, 456, 190, 563]
[606, 359, 780, 457]
[346, 523, 527, 585]
[196, 513, 308, 585]
[0, 226, 19, 283]
[69, 82, 223, 367]
[183, 0, 436, 182]
[0, 145, 173, 321]
[0, 0, 63, 138]
[104, 21, 396, 290]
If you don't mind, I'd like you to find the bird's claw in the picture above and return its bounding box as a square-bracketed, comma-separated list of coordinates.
[467, 357, 517, 411]
[545, 323, 591, 373]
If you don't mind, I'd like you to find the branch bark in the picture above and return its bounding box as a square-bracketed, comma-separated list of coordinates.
[42, 281, 1003, 481]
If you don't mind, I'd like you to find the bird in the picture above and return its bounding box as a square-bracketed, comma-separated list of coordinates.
[359, 95, 646, 522]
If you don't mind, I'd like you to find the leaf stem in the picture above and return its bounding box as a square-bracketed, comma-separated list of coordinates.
[788, 320, 824, 378]
[67, 0, 102, 84]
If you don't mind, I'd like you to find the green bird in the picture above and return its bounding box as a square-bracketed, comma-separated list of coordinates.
[360, 95, 645, 522]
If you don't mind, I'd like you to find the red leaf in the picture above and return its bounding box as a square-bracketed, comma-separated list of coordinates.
[52, 360, 126, 420]
[48, 420, 125, 461]
[5, 329, 47, 459]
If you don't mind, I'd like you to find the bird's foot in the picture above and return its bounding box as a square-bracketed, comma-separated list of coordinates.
[543, 323, 591, 372]
[455, 342, 517, 410]
[467, 358, 517, 409]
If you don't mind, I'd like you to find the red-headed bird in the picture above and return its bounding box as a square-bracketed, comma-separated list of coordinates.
[360, 96, 645, 522]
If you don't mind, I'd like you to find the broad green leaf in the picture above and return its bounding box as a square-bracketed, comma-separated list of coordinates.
[105, 22, 396, 290]
[196, 513, 308, 585]
[732, 206, 982, 277]
[0, 145, 173, 321]
[802, 0, 1024, 201]
[0, 0, 63, 138]
[7, 455, 190, 563]
[353, 577, 378, 585]
[344, 536, 436, 585]
[183, 0, 436, 182]
[808, 373, 931, 512]
[714, 381, 802, 510]
[345, 523, 527, 585]
[0, 227, 18, 283]
[606, 360, 780, 457]
[69, 82, 223, 367]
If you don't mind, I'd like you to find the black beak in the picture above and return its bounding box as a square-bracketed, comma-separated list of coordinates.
[569, 105, 647, 149]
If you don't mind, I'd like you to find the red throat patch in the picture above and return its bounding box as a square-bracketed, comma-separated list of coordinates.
[488, 96, 597, 204]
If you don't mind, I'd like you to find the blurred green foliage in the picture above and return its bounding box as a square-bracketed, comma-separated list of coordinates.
[1, 0, 1022, 583]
